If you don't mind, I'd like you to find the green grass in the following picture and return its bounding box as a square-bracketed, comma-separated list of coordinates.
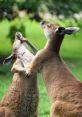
[0, 18, 82, 116]
[0, 18, 82, 57]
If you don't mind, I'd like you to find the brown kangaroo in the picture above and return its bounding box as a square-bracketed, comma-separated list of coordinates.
[25, 21, 82, 117]
[0, 32, 39, 117]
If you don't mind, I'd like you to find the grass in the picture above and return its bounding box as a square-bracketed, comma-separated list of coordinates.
[0, 18, 82, 57]
[0, 18, 82, 116]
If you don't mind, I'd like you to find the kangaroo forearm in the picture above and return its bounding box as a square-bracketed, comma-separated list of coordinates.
[11, 59, 25, 73]
[12, 65, 25, 73]
[27, 49, 51, 72]
[27, 51, 45, 71]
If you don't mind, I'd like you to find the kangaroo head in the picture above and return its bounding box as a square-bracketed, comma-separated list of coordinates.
[3, 32, 27, 64]
[13, 32, 27, 54]
[41, 21, 80, 39]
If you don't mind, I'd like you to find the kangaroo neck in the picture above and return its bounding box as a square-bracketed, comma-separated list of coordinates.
[45, 34, 64, 54]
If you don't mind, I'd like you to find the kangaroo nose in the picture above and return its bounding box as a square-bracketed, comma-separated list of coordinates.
[15, 32, 22, 40]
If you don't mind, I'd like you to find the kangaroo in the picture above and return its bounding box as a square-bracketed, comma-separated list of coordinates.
[0, 32, 39, 117]
[25, 21, 82, 117]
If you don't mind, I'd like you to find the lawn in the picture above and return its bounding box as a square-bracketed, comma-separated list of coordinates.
[0, 18, 82, 117]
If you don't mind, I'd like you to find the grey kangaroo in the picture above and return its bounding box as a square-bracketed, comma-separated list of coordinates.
[25, 21, 82, 117]
[0, 32, 39, 117]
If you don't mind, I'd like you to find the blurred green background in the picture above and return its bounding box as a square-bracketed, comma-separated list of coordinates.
[0, 0, 82, 117]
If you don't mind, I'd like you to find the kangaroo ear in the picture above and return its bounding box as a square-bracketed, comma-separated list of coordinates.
[65, 27, 80, 35]
[3, 54, 13, 65]
[55, 27, 66, 35]
[55, 26, 80, 35]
